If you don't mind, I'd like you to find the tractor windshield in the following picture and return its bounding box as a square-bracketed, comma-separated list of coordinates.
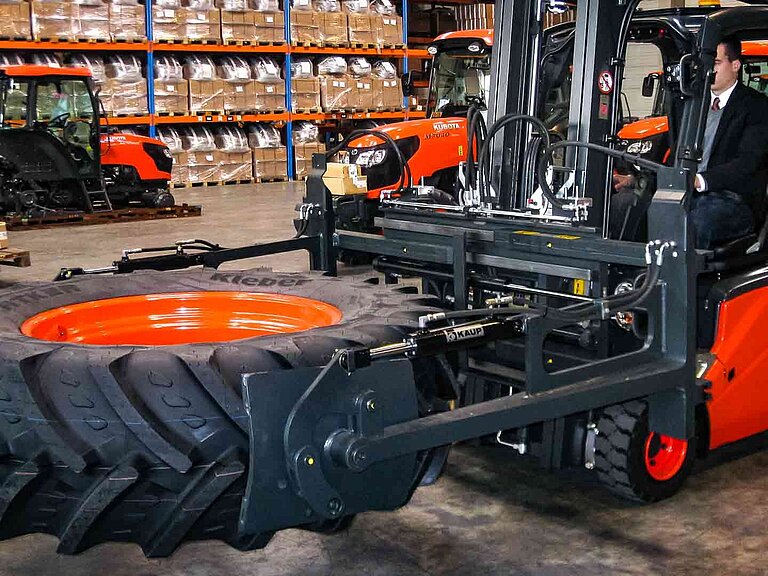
[427, 49, 491, 118]
[744, 56, 768, 96]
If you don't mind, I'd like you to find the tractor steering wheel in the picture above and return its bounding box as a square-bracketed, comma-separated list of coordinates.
[47, 112, 70, 128]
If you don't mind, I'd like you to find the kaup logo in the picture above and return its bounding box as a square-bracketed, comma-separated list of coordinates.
[444, 325, 485, 342]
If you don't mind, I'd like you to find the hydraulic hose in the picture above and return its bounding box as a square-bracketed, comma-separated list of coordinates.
[477, 114, 552, 207]
[465, 105, 487, 197]
[325, 129, 412, 195]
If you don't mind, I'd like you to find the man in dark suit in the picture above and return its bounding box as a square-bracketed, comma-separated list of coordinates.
[689, 38, 768, 249]
[609, 38, 768, 248]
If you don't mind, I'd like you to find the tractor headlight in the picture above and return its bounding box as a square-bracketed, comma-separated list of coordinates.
[626, 140, 654, 155]
[355, 148, 387, 167]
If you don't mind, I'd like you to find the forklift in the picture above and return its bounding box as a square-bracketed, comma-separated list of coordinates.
[0, 0, 767, 558]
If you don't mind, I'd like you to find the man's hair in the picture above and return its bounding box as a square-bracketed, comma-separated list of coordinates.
[720, 37, 742, 63]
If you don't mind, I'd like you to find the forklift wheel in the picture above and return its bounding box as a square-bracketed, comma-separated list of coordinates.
[594, 400, 697, 503]
[0, 269, 441, 556]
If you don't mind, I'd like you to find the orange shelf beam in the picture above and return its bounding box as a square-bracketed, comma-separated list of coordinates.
[407, 110, 427, 119]
[0, 40, 149, 51]
[100, 115, 151, 126]
[153, 112, 289, 124]
[406, 49, 431, 59]
[290, 45, 405, 57]
[151, 42, 288, 54]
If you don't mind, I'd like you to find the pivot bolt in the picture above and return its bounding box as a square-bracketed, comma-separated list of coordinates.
[304, 455, 315, 466]
[366, 399, 376, 412]
[351, 448, 367, 466]
[327, 498, 343, 516]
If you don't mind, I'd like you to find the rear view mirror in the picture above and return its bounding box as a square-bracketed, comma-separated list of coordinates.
[641, 73, 657, 98]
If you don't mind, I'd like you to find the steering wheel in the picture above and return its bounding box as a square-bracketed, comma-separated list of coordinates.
[47, 112, 70, 128]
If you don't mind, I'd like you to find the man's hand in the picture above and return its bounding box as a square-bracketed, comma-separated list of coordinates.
[613, 172, 635, 192]
[694, 174, 706, 192]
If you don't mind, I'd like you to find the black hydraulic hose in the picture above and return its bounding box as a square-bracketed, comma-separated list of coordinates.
[325, 129, 412, 194]
[536, 140, 665, 209]
[477, 114, 551, 206]
[465, 106, 486, 193]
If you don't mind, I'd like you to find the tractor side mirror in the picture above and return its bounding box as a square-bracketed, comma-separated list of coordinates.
[641, 73, 656, 98]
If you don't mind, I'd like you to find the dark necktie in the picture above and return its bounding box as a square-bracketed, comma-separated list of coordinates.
[712, 97, 721, 111]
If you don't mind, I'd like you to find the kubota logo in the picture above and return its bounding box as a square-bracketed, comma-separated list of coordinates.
[444, 325, 485, 342]
[432, 122, 461, 131]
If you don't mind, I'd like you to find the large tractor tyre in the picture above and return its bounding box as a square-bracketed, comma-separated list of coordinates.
[0, 269, 443, 556]
[594, 400, 697, 503]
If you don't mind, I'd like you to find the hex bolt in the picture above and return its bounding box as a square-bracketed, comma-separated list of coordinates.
[366, 399, 376, 412]
[327, 498, 342, 516]
[351, 448, 367, 466]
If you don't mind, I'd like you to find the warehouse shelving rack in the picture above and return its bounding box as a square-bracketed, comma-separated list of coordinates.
[0, 0, 432, 178]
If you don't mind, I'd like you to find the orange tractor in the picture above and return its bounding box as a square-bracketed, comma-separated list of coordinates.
[0, 65, 173, 215]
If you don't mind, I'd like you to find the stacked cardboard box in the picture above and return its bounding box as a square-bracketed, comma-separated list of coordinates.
[291, 77, 320, 110]
[153, 6, 183, 40]
[184, 56, 226, 112]
[187, 149, 221, 183]
[319, 75, 351, 111]
[371, 76, 402, 110]
[215, 126, 253, 181]
[0, 2, 31, 40]
[253, 82, 284, 111]
[290, 10, 318, 44]
[155, 56, 188, 114]
[221, 10, 253, 42]
[218, 56, 255, 112]
[101, 55, 148, 115]
[252, 147, 287, 181]
[72, 0, 110, 40]
[294, 141, 326, 180]
[109, 1, 145, 41]
[156, 127, 188, 185]
[319, 12, 347, 46]
[346, 12, 374, 45]
[374, 14, 402, 47]
[31, 1, 73, 39]
[254, 11, 283, 43]
[183, 8, 220, 41]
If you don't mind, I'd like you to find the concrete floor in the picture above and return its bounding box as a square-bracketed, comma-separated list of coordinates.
[0, 182, 766, 576]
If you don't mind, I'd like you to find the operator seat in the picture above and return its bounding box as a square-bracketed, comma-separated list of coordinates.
[705, 186, 768, 271]
[464, 68, 483, 101]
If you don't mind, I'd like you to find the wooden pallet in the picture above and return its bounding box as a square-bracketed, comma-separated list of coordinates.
[248, 109, 287, 115]
[0, 248, 30, 268]
[111, 37, 147, 44]
[254, 176, 289, 184]
[105, 112, 148, 118]
[70, 37, 111, 44]
[3, 204, 202, 230]
[0, 36, 31, 42]
[293, 107, 322, 114]
[191, 110, 225, 116]
[217, 178, 255, 186]
[349, 42, 378, 49]
[323, 42, 350, 48]
[292, 41, 323, 48]
[382, 43, 406, 49]
[223, 39, 282, 47]
[156, 111, 189, 117]
[155, 38, 221, 45]
[33, 36, 77, 43]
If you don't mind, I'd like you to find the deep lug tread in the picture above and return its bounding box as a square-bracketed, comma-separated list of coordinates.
[0, 459, 40, 520]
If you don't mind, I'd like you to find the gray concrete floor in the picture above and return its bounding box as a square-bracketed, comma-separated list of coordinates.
[0, 182, 766, 576]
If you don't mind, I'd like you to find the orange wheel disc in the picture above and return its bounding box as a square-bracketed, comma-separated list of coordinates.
[21, 291, 343, 346]
[644, 432, 689, 482]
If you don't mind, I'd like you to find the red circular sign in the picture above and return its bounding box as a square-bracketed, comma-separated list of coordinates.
[598, 71, 614, 94]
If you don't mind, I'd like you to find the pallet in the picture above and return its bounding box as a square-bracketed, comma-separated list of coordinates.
[247, 109, 287, 115]
[172, 179, 255, 189]
[191, 110, 225, 116]
[382, 43, 406, 49]
[0, 248, 30, 268]
[254, 176, 289, 184]
[111, 37, 147, 44]
[294, 107, 322, 114]
[349, 42, 378, 49]
[156, 111, 189, 117]
[223, 39, 282, 46]
[70, 37, 111, 44]
[3, 204, 202, 230]
[155, 38, 221, 45]
[0, 36, 31, 42]
[217, 178, 255, 186]
[323, 42, 350, 48]
[292, 41, 323, 48]
[105, 112, 148, 118]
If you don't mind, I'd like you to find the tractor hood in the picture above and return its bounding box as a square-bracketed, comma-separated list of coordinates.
[351, 117, 468, 149]
[100, 132, 167, 149]
[618, 116, 668, 140]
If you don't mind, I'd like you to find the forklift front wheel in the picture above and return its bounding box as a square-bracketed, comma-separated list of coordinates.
[594, 400, 697, 503]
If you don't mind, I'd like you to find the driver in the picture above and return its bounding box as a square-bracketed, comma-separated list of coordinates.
[609, 38, 768, 249]
[50, 85, 71, 119]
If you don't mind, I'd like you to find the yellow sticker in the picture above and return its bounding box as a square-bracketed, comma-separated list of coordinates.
[555, 234, 581, 240]
[573, 279, 586, 295]
[513, 231, 581, 240]
[514, 230, 541, 236]
[458, 145, 464, 157]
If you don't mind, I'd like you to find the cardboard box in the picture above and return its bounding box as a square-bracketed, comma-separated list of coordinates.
[154, 80, 190, 114]
[0, 2, 30, 40]
[183, 8, 221, 41]
[221, 9, 255, 42]
[374, 14, 402, 47]
[290, 10, 318, 45]
[0, 222, 7, 250]
[171, 151, 189, 185]
[252, 147, 288, 180]
[219, 151, 253, 181]
[294, 141, 326, 180]
[320, 75, 351, 111]
[323, 162, 367, 195]
[354, 79, 374, 110]
[320, 12, 347, 46]
[32, 2, 73, 39]
[291, 77, 320, 110]
[188, 79, 226, 112]
[187, 150, 222, 183]
[372, 76, 402, 109]
[152, 6, 183, 41]
[222, 80, 257, 112]
[254, 11, 284, 43]
[254, 81, 285, 111]
[109, 3, 145, 40]
[347, 13, 374, 45]
[72, 3, 110, 39]
[100, 79, 148, 115]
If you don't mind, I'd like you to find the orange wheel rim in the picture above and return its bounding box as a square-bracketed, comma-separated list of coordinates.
[21, 292, 343, 346]
[644, 432, 688, 481]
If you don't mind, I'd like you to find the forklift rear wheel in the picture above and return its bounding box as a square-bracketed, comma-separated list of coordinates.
[594, 400, 697, 502]
[0, 269, 443, 556]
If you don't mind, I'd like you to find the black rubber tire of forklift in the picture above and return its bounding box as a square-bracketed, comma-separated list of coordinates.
[594, 400, 697, 503]
[0, 269, 443, 557]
